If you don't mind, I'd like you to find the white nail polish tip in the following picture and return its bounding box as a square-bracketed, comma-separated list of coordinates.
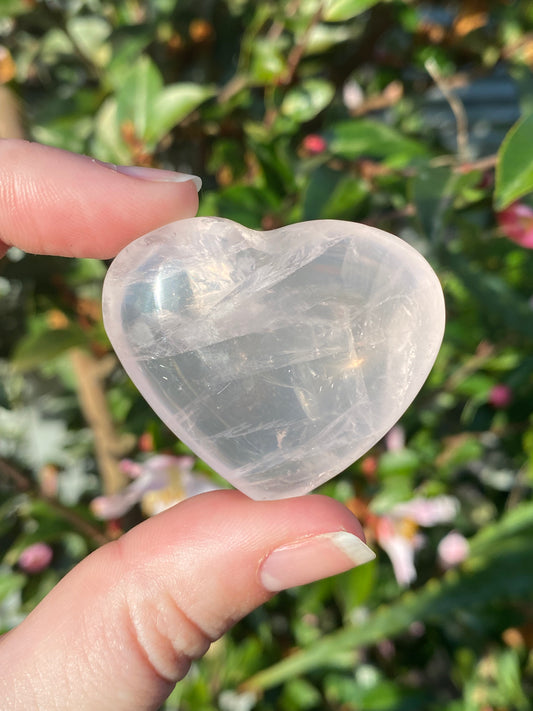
[325, 531, 376, 565]
[110, 164, 203, 191]
[175, 173, 202, 191]
[260, 530, 376, 592]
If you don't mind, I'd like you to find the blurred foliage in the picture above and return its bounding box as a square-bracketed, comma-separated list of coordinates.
[1, 0, 533, 709]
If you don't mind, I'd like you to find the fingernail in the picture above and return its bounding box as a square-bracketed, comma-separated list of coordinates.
[97, 161, 202, 191]
[260, 531, 376, 592]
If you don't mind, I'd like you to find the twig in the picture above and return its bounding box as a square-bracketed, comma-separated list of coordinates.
[425, 58, 470, 163]
[42, 3, 103, 82]
[451, 154, 497, 174]
[264, 3, 324, 130]
[70, 349, 134, 495]
[0, 86, 25, 139]
[44, 497, 111, 547]
[0, 458, 111, 548]
[442, 341, 495, 393]
[281, 4, 323, 86]
[0, 457, 31, 491]
[505, 464, 529, 512]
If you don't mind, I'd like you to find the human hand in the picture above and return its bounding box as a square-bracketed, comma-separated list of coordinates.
[0, 140, 375, 711]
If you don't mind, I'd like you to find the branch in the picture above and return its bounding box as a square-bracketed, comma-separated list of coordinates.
[425, 58, 470, 163]
[0, 458, 111, 548]
[70, 349, 134, 496]
[281, 4, 323, 87]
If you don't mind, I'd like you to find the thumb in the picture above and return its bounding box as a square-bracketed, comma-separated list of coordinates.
[0, 491, 374, 711]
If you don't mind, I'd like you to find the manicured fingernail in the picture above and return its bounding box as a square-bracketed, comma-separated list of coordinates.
[260, 531, 376, 592]
[98, 161, 202, 191]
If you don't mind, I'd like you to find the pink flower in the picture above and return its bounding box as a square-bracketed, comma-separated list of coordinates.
[342, 79, 365, 112]
[360, 454, 378, 479]
[18, 542, 53, 574]
[488, 383, 513, 409]
[375, 496, 459, 587]
[496, 202, 533, 249]
[91, 455, 220, 519]
[437, 531, 469, 569]
[385, 425, 405, 452]
[302, 134, 328, 155]
[391, 496, 459, 527]
[376, 516, 419, 586]
[138, 432, 155, 452]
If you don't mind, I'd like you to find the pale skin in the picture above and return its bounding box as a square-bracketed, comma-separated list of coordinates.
[0, 139, 373, 711]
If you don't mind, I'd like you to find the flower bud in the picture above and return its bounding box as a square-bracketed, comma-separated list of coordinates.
[18, 542, 53, 574]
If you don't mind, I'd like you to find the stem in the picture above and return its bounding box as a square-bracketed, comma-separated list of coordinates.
[425, 58, 470, 163]
[281, 3, 323, 86]
[0, 458, 111, 548]
[70, 349, 133, 495]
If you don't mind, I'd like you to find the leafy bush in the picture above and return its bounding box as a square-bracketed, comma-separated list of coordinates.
[1, 1, 533, 709]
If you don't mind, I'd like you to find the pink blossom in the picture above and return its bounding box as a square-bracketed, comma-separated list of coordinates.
[437, 531, 469, 569]
[342, 79, 365, 112]
[91, 455, 220, 520]
[376, 516, 418, 586]
[118, 458, 144, 478]
[409, 621, 426, 637]
[376, 638, 396, 661]
[18, 542, 53, 574]
[138, 432, 155, 452]
[375, 495, 460, 587]
[385, 425, 405, 452]
[360, 454, 378, 478]
[391, 496, 459, 527]
[496, 202, 533, 249]
[302, 134, 328, 155]
[488, 383, 513, 409]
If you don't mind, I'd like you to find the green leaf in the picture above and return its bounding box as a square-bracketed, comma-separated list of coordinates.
[0, 0, 31, 18]
[32, 115, 93, 154]
[92, 97, 132, 164]
[443, 250, 533, 344]
[377, 448, 421, 478]
[0, 571, 26, 602]
[324, 670, 406, 709]
[214, 185, 280, 229]
[251, 38, 286, 83]
[410, 165, 456, 239]
[306, 24, 356, 54]
[281, 79, 335, 123]
[335, 558, 377, 611]
[116, 55, 163, 143]
[323, 0, 382, 22]
[328, 119, 427, 167]
[66, 16, 111, 67]
[469, 501, 533, 558]
[146, 83, 215, 145]
[303, 166, 366, 220]
[115, 56, 213, 148]
[12, 327, 88, 372]
[106, 26, 154, 91]
[252, 140, 297, 197]
[495, 113, 533, 209]
[280, 678, 322, 710]
[370, 476, 416, 514]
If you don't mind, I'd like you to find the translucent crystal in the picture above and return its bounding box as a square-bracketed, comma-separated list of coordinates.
[102, 217, 445, 500]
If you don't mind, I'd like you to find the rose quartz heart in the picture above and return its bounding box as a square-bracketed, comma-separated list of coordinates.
[103, 217, 445, 500]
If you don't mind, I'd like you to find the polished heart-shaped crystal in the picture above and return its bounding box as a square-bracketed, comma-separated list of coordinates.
[102, 217, 445, 500]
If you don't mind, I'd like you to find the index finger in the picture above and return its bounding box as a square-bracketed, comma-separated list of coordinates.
[0, 140, 200, 259]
